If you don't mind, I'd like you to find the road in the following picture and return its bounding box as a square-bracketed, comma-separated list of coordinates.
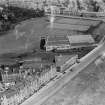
[20, 39, 105, 105]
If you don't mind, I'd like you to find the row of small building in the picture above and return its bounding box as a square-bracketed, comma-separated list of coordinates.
[0, 53, 78, 105]
[0, 62, 56, 105]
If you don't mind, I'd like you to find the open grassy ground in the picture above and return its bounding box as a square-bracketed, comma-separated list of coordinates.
[0, 17, 102, 54]
[0, 17, 48, 54]
[42, 57, 105, 105]
[0, 17, 104, 63]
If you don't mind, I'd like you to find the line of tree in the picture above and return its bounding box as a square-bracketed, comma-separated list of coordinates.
[83, 0, 100, 12]
[0, 5, 45, 33]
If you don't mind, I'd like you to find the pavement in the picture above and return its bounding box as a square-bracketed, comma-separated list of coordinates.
[20, 39, 105, 105]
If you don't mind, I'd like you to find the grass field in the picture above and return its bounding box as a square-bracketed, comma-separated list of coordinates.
[0, 17, 104, 62]
[42, 57, 105, 105]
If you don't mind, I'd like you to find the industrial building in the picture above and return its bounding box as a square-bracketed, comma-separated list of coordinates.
[55, 54, 78, 72]
[46, 34, 97, 51]
[46, 35, 70, 51]
[67, 34, 96, 48]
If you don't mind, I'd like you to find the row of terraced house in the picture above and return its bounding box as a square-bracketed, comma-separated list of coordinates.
[0, 54, 78, 105]
[0, 63, 57, 105]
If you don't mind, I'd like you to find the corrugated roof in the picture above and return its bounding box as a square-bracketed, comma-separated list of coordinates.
[46, 34, 95, 48]
[47, 41, 70, 46]
[22, 61, 54, 68]
[70, 42, 93, 47]
[47, 35, 68, 42]
[68, 35, 95, 44]
[46, 35, 70, 46]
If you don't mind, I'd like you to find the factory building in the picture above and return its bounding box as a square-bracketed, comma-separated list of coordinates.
[46, 35, 71, 51]
[55, 54, 78, 72]
[67, 34, 96, 49]
[45, 34, 97, 51]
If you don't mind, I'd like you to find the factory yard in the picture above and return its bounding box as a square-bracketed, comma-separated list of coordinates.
[42, 56, 105, 105]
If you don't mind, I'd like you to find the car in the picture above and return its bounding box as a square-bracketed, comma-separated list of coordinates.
[76, 59, 80, 63]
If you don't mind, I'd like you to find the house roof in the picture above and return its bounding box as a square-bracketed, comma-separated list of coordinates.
[47, 35, 68, 42]
[3, 88, 17, 98]
[46, 34, 95, 48]
[22, 60, 54, 68]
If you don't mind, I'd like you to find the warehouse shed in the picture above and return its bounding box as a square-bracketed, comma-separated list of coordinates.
[46, 34, 96, 51]
[67, 34, 96, 48]
[46, 35, 71, 51]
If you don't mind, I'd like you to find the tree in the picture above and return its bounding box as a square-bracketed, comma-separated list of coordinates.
[76, 0, 82, 10]
[102, 0, 105, 3]
[90, 0, 100, 12]
[63, 0, 70, 7]
[84, 0, 100, 12]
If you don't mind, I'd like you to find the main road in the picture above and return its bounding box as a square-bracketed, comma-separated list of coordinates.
[21, 37, 105, 105]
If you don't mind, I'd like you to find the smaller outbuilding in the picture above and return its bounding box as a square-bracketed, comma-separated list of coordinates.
[67, 34, 96, 49]
[55, 54, 78, 72]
